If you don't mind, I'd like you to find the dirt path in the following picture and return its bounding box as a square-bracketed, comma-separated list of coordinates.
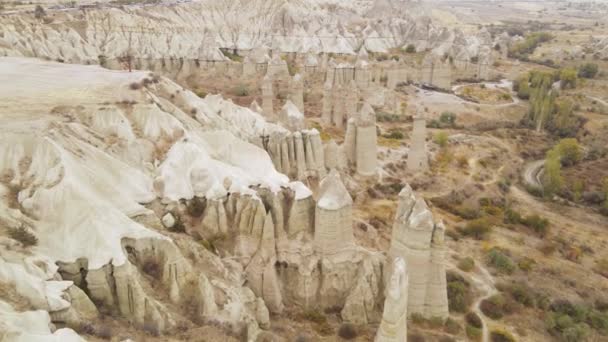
[522, 159, 544, 189]
[587, 95, 608, 108]
[448, 262, 497, 342]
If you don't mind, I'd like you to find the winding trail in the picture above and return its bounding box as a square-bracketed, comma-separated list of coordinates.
[448, 262, 497, 342]
[587, 95, 608, 108]
[470, 265, 497, 342]
[522, 159, 544, 189]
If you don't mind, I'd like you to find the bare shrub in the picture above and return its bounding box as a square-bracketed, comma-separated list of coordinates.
[129, 82, 142, 90]
[337, 323, 357, 340]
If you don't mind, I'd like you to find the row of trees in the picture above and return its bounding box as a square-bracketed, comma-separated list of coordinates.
[515, 69, 585, 137]
[543, 139, 582, 196]
[508, 32, 554, 60]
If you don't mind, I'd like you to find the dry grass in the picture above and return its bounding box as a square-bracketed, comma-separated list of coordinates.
[378, 136, 403, 148]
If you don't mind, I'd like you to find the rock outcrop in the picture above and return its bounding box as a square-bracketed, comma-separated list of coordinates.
[407, 115, 429, 172]
[388, 185, 449, 318]
[0, 56, 451, 341]
[264, 129, 326, 181]
[376, 257, 409, 342]
[314, 170, 355, 254]
[262, 75, 275, 119]
[344, 103, 378, 176]
[280, 100, 305, 131]
[290, 73, 305, 113]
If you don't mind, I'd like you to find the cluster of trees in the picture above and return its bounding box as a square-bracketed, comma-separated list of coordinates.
[515, 70, 584, 137]
[543, 138, 582, 196]
[578, 63, 599, 79]
[508, 32, 554, 60]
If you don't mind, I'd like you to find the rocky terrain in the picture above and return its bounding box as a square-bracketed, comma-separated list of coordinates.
[1, 0, 608, 342]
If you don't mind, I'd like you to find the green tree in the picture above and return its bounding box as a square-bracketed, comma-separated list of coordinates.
[434, 131, 449, 148]
[527, 71, 557, 131]
[556, 138, 582, 166]
[515, 75, 531, 100]
[547, 99, 580, 137]
[543, 147, 563, 196]
[440, 112, 456, 126]
[405, 44, 416, 53]
[559, 68, 577, 89]
[578, 63, 599, 79]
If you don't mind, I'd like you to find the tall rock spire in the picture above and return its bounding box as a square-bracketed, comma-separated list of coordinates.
[314, 169, 354, 254]
[388, 185, 449, 318]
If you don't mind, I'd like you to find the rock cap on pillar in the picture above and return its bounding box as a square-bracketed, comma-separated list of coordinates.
[317, 169, 352, 210]
[280, 100, 305, 131]
[357, 102, 376, 126]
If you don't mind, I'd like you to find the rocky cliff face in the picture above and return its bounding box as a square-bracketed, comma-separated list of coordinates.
[0, 57, 300, 340]
[0, 56, 449, 340]
[0, 0, 499, 66]
[389, 185, 449, 319]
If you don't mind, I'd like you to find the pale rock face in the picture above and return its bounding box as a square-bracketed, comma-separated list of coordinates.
[0, 56, 452, 341]
[261, 75, 275, 119]
[264, 130, 326, 181]
[420, 55, 452, 90]
[256, 297, 271, 329]
[345, 81, 360, 118]
[162, 212, 176, 229]
[324, 139, 340, 171]
[375, 257, 409, 342]
[50, 285, 99, 327]
[388, 185, 449, 318]
[0, 59, 316, 340]
[341, 103, 378, 176]
[290, 73, 305, 113]
[407, 116, 428, 172]
[355, 103, 378, 176]
[344, 119, 357, 167]
[314, 170, 354, 254]
[250, 100, 264, 114]
[332, 85, 347, 129]
[267, 54, 290, 79]
[280, 100, 305, 131]
[321, 81, 333, 125]
[341, 257, 382, 325]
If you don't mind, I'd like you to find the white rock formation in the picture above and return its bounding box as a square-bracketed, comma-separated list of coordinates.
[420, 54, 452, 89]
[267, 54, 290, 79]
[290, 73, 305, 113]
[265, 130, 326, 181]
[314, 170, 354, 254]
[0, 49, 452, 340]
[407, 115, 428, 172]
[250, 99, 264, 114]
[321, 81, 333, 126]
[343, 103, 378, 176]
[162, 212, 176, 229]
[355, 103, 378, 176]
[280, 100, 305, 131]
[261, 75, 275, 119]
[388, 185, 449, 318]
[376, 257, 409, 342]
[324, 139, 339, 171]
[0, 57, 311, 340]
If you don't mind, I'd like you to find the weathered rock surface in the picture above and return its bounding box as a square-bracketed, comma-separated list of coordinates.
[388, 185, 449, 318]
